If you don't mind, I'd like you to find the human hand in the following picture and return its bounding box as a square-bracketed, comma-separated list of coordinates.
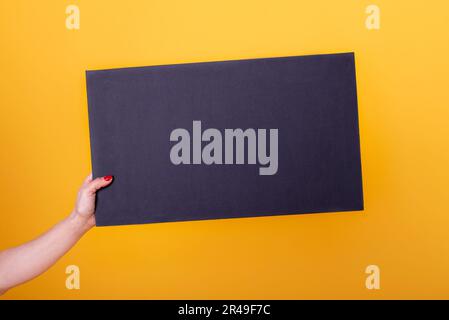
[71, 173, 113, 229]
[0, 173, 114, 295]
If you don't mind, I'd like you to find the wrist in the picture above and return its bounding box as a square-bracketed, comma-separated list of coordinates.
[69, 211, 95, 233]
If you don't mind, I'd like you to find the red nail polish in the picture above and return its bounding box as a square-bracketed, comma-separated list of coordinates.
[104, 175, 113, 181]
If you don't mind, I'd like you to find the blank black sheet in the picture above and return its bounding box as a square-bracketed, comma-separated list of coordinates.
[86, 52, 364, 226]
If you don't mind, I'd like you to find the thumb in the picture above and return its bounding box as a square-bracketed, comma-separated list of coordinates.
[86, 175, 113, 194]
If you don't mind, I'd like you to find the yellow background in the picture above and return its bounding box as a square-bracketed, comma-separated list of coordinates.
[1, 0, 449, 299]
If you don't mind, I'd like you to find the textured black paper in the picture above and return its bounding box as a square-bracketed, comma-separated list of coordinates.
[86, 52, 363, 226]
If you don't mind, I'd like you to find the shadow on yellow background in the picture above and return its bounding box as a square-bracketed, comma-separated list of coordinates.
[1, 0, 448, 299]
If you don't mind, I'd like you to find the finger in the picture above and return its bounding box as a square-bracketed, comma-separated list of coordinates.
[82, 173, 93, 186]
[86, 175, 113, 193]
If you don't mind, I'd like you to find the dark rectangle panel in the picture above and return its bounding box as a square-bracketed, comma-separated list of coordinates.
[86, 52, 363, 226]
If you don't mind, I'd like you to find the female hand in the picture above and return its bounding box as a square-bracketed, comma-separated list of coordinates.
[71, 174, 114, 228]
[0, 173, 113, 295]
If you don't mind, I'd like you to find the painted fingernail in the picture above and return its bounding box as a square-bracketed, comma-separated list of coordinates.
[104, 175, 113, 181]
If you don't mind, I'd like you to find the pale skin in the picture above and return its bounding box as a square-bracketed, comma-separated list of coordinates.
[0, 174, 113, 295]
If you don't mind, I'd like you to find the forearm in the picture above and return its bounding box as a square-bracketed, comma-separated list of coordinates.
[0, 212, 94, 294]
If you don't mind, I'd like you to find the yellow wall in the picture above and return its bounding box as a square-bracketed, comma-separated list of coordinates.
[1, 0, 448, 299]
